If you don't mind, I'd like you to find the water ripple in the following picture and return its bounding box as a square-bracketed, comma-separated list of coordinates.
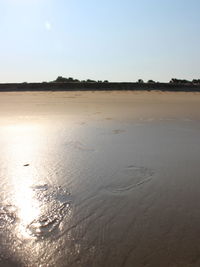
[0, 184, 72, 239]
[0, 205, 17, 229]
[27, 184, 72, 238]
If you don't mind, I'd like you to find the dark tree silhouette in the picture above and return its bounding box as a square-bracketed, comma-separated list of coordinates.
[54, 76, 80, 83]
[170, 78, 192, 84]
[86, 79, 96, 83]
[192, 79, 200, 84]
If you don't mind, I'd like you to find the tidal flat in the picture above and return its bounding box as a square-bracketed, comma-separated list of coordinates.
[0, 91, 200, 267]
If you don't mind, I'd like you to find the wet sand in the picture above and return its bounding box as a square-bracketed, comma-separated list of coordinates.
[0, 91, 200, 267]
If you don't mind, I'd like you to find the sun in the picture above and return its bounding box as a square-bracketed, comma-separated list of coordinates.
[45, 21, 52, 31]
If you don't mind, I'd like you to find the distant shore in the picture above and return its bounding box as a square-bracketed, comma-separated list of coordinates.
[1, 82, 200, 92]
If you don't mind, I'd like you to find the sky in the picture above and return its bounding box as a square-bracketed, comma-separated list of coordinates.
[0, 0, 200, 83]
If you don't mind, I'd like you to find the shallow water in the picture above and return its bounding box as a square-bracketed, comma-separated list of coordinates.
[0, 91, 200, 266]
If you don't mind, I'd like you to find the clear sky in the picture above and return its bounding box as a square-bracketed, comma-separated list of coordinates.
[1, 0, 200, 83]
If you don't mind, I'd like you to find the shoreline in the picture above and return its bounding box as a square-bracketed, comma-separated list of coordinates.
[1, 82, 200, 92]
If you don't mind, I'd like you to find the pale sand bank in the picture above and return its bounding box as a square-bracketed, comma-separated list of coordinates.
[0, 91, 200, 122]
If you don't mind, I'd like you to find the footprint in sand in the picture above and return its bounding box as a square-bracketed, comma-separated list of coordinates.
[104, 165, 154, 195]
[65, 141, 95, 152]
[112, 129, 125, 134]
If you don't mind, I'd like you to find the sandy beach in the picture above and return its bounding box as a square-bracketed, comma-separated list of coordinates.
[0, 91, 200, 267]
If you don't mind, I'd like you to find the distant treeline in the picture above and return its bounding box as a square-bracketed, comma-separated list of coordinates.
[51, 76, 200, 85]
[52, 76, 109, 83]
[1, 76, 200, 92]
[169, 78, 200, 85]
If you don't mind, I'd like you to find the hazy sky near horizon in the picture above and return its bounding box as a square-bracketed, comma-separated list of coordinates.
[0, 0, 200, 82]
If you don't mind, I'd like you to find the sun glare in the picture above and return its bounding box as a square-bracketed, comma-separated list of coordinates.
[4, 123, 45, 237]
[45, 21, 52, 31]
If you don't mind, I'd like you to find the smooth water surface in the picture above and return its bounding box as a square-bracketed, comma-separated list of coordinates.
[0, 91, 200, 267]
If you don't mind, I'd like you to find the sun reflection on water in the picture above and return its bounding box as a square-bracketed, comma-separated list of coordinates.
[4, 123, 46, 238]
